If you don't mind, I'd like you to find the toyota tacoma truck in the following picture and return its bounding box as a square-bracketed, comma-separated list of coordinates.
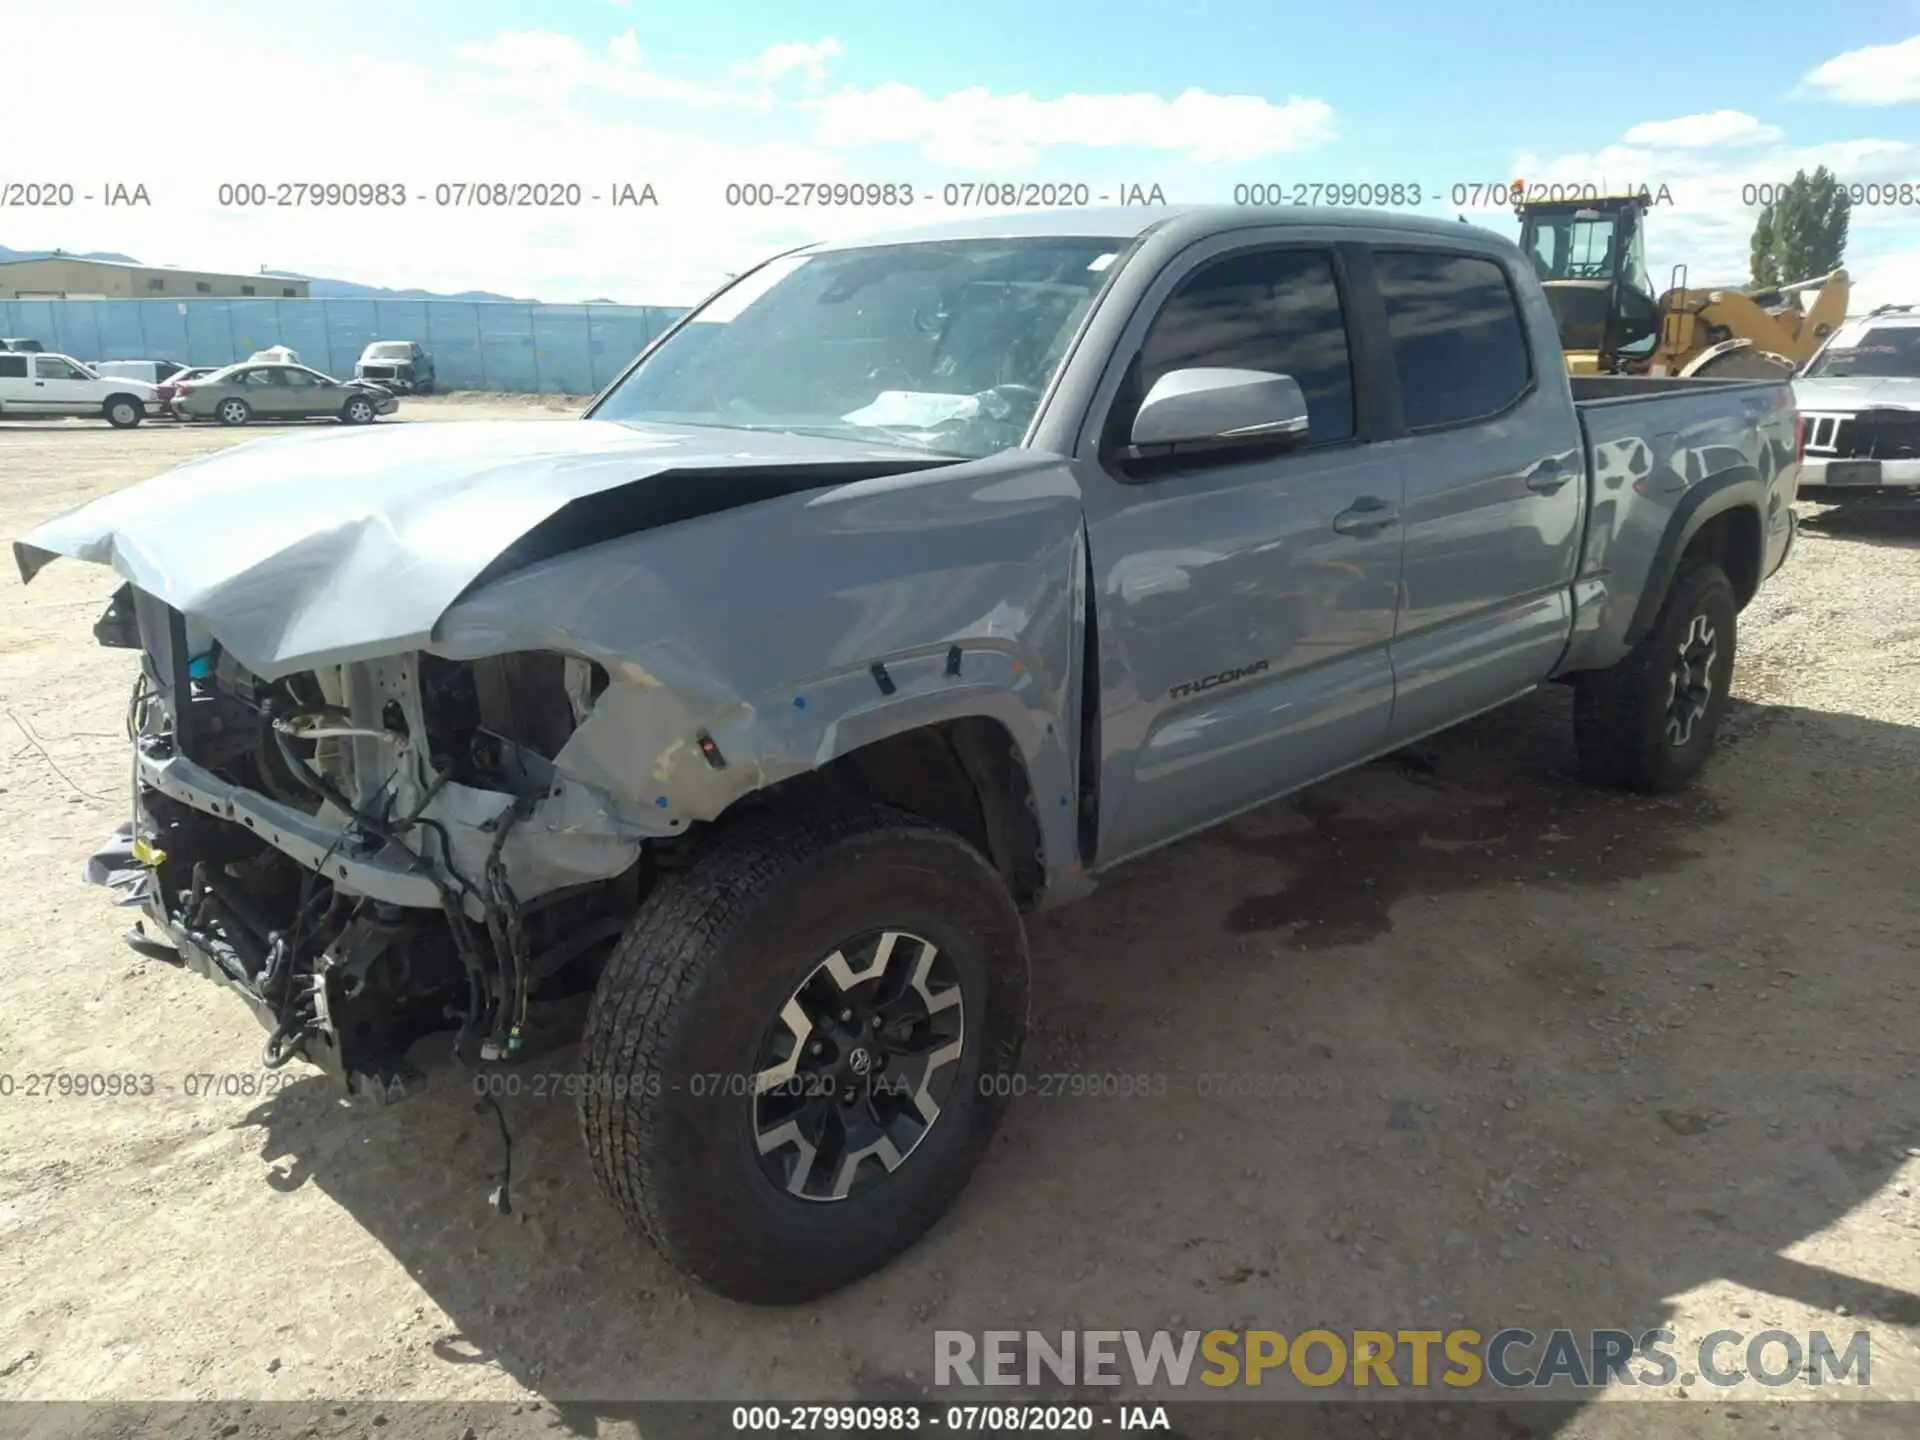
[14, 206, 1799, 1305]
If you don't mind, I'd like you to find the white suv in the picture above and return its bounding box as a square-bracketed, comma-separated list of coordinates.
[1795, 306, 1920, 502]
[0, 352, 159, 427]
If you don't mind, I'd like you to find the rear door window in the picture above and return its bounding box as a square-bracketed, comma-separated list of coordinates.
[1373, 250, 1532, 431]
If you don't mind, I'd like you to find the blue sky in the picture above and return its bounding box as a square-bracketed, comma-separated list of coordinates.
[7, 0, 1920, 305]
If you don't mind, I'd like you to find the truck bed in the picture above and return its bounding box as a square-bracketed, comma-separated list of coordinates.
[1554, 370, 1799, 678]
[1569, 374, 1791, 404]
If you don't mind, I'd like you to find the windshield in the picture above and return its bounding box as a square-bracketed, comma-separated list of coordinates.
[366, 343, 411, 359]
[591, 237, 1127, 459]
[1524, 213, 1620, 281]
[1804, 326, 1920, 379]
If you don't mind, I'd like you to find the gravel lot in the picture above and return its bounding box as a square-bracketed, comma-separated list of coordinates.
[1, 397, 1916, 1437]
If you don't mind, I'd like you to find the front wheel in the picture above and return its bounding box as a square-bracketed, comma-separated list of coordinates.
[579, 803, 1030, 1304]
[1573, 559, 1738, 793]
[103, 396, 143, 428]
[341, 395, 377, 425]
[216, 397, 251, 427]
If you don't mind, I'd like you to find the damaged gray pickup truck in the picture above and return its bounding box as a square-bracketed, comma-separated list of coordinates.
[15, 206, 1799, 1304]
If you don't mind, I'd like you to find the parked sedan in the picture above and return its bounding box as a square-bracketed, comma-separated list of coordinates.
[172, 363, 399, 426]
[154, 366, 220, 412]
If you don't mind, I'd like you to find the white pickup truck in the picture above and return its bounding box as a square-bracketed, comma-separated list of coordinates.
[0, 351, 159, 427]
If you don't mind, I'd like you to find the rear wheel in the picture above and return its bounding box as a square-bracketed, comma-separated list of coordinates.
[579, 803, 1030, 1303]
[1573, 559, 1738, 793]
[216, 397, 251, 427]
[103, 395, 143, 428]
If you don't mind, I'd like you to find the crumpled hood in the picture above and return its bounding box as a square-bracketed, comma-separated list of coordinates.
[1793, 376, 1920, 412]
[14, 418, 944, 680]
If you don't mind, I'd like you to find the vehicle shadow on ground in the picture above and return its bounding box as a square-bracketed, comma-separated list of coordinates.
[236, 687, 1920, 1438]
[1799, 503, 1920, 550]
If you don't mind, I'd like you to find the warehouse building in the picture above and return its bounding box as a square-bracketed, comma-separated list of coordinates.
[0, 256, 310, 300]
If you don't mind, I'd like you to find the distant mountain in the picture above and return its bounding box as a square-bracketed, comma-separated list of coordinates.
[260, 270, 531, 303]
[0, 244, 141, 264]
[1, 244, 531, 302]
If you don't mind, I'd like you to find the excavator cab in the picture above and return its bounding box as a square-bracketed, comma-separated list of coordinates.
[1517, 195, 1661, 373]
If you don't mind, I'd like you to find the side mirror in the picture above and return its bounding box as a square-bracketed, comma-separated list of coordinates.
[1128, 367, 1310, 453]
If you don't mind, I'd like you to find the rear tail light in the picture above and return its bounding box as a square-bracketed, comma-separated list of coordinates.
[176, 383, 195, 396]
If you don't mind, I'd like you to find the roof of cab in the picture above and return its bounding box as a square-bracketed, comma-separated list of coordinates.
[808, 204, 1517, 252]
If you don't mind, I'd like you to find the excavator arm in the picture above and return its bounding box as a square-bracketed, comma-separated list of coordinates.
[1659, 269, 1849, 376]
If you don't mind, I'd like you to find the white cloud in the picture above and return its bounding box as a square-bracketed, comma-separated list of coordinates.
[450, 28, 771, 109]
[807, 84, 1337, 168]
[0, 15, 860, 304]
[1849, 249, 1920, 311]
[735, 39, 843, 88]
[1620, 110, 1783, 149]
[0, 10, 1349, 307]
[1800, 35, 1920, 104]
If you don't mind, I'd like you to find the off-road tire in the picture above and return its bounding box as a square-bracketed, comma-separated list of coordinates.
[579, 802, 1029, 1304]
[216, 397, 251, 427]
[103, 395, 143, 428]
[1573, 559, 1737, 793]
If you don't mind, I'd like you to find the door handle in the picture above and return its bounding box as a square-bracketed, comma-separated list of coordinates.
[1332, 496, 1400, 536]
[1522, 458, 1572, 493]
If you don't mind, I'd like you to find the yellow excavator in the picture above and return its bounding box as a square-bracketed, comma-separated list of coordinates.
[1516, 192, 1849, 378]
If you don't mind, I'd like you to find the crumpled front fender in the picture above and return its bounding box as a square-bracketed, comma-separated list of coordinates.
[431, 451, 1093, 903]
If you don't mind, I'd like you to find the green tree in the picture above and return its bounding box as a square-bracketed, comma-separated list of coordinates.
[1749, 205, 1777, 287]
[1748, 167, 1851, 287]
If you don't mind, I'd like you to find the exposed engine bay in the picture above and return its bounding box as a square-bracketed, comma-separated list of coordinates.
[95, 582, 647, 1098]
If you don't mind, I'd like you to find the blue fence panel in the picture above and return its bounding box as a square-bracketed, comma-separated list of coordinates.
[373, 300, 429, 352]
[424, 303, 484, 390]
[321, 301, 381, 380]
[479, 305, 539, 391]
[131, 301, 193, 361]
[58, 301, 103, 361]
[5, 300, 57, 350]
[276, 303, 334, 370]
[96, 303, 152, 360]
[4, 297, 674, 394]
[228, 300, 285, 359]
[532, 305, 596, 395]
[184, 304, 236, 367]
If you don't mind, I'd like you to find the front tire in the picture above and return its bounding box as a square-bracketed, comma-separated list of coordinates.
[216, 398, 251, 427]
[1573, 559, 1738, 793]
[341, 395, 377, 425]
[579, 803, 1029, 1304]
[103, 395, 143, 428]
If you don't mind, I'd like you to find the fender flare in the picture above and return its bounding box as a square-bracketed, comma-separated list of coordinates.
[1621, 464, 1765, 647]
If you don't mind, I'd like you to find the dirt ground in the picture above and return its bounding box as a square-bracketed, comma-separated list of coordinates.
[1, 396, 1916, 1436]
